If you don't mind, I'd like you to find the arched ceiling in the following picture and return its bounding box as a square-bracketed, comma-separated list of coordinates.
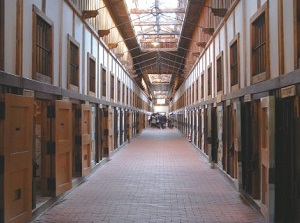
[103, 0, 205, 104]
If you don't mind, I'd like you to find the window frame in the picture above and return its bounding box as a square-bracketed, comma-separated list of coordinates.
[67, 34, 80, 92]
[117, 79, 121, 102]
[216, 51, 224, 94]
[0, 0, 4, 71]
[110, 72, 115, 100]
[229, 33, 240, 91]
[201, 72, 204, 100]
[87, 53, 96, 96]
[250, 3, 269, 84]
[101, 65, 106, 97]
[32, 5, 54, 84]
[207, 64, 212, 98]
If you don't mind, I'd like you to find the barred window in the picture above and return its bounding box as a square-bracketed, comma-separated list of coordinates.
[126, 87, 129, 105]
[102, 67, 106, 97]
[33, 6, 53, 84]
[201, 73, 204, 99]
[207, 67, 212, 97]
[230, 40, 238, 87]
[68, 36, 79, 90]
[0, 0, 4, 70]
[122, 83, 125, 103]
[196, 79, 199, 102]
[117, 80, 121, 102]
[111, 74, 114, 100]
[88, 57, 96, 93]
[252, 13, 266, 77]
[216, 54, 223, 92]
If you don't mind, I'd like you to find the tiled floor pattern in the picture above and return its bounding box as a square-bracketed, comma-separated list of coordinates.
[32, 128, 265, 223]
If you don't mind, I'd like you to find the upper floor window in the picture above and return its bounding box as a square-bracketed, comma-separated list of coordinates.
[117, 80, 121, 102]
[216, 52, 223, 93]
[201, 72, 204, 99]
[68, 35, 80, 91]
[0, 0, 4, 71]
[251, 4, 269, 84]
[196, 79, 199, 102]
[230, 34, 239, 90]
[88, 54, 96, 94]
[122, 83, 125, 103]
[101, 67, 106, 97]
[110, 74, 114, 100]
[207, 66, 212, 97]
[32, 6, 53, 84]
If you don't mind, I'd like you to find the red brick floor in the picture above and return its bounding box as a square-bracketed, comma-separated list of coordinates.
[32, 128, 265, 223]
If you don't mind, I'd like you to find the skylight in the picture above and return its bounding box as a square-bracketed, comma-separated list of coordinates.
[125, 0, 187, 52]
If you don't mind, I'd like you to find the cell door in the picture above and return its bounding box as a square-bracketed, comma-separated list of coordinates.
[54, 100, 72, 196]
[232, 101, 241, 181]
[259, 96, 275, 222]
[1, 94, 34, 223]
[101, 108, 109, 157]
[217, 105, 223, 167]
[80, 104, 92, 176]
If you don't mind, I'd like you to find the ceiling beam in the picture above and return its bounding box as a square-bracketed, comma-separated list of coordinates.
[137, 31, 180, 35]
[133, 21, 182, 26]
[130, 8, 186, 14]
[139, 38, 178, 43]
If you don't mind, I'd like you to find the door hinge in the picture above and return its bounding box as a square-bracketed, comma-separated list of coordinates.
[75, 109, 81, 118]
[0, 102, 5, 120]
[47, 178, 56, 190]
[47, 105, 55, 118]
[47, 141, 56, 155]
[0, 155, 4, 177]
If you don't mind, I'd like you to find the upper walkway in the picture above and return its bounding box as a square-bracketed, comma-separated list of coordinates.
[32, 128, 265, 223]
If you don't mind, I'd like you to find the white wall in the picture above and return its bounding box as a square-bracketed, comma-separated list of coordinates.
[154, 105, 169, 115]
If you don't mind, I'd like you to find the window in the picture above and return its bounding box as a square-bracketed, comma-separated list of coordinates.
[0, 0, 4, 70]
[230, 35, 239, 90]
[101, 67, 106, 97]
[196, 79, 199, 102]
[192, 84, 194, 104]
[122, 83, 125, 103]
[88, 54, 96, 94]
[297, 0, 300, 67]
[68, 35, 79, 91]
[207, 66, 212, 97]
[126, 87, 129, 105]
[117, 80, 121, 102]
[251, 4, 269, 83]
[110, 74, 114, 100]
[216, 52, 223, 93]
[201, 73, 204, 99]
[32, 5, 53, 84]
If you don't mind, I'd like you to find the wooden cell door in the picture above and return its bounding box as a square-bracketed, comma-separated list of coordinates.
[259, 96, 275, 222]
[1, 94, 34, 223]
[232, 101, 241, 182]
[217, 105, 223, 167]
[276, 96, 300, 222]
[211, 107, 218, 164]
[54, 100, 72, 196]
[80, 104, 92, 176]
[101, 108, 109, 157]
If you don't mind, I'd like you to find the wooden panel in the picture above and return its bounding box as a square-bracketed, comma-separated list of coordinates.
[81, 104, 91, 176]
[101, 108, 109, 157]
[2, 94, 33, 223]
[55, 100, 72, 196]
[259, 96, 275, 222]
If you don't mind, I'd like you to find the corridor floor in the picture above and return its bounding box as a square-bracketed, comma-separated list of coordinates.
[32, 128, 265, 223]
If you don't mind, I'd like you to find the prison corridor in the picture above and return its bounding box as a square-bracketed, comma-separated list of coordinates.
[31, 128, 264, 223]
